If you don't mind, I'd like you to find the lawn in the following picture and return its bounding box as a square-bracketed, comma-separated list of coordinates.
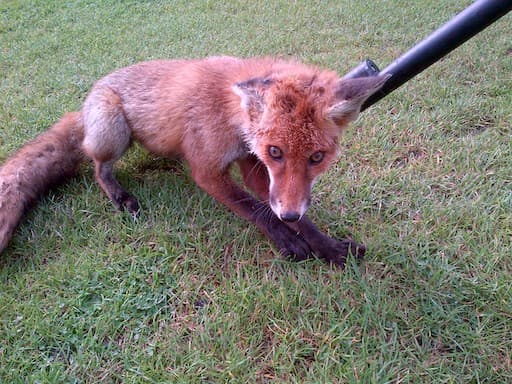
[0, 0, 511, 382]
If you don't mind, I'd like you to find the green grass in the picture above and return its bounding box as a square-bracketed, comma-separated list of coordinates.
[1, 0, 511, 382]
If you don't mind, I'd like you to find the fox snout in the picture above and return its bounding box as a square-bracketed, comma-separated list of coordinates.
[261, 147, 332, 224]
[270, 196, 311, 223]
[268, 176, 312, 223]
[280, 211, 302, 223]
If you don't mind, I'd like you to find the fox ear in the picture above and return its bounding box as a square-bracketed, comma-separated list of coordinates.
[232, 77, 274, 112]
[326, 74, 390, 126]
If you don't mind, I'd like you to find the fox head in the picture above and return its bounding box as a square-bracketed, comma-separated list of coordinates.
[233, 71, 388, 222]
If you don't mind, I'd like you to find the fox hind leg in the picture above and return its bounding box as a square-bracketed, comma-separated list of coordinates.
[92, 159, 140, 214]
[81, 86, 140, 215]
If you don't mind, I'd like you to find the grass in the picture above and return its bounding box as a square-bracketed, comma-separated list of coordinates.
[1, 0, 511, 382]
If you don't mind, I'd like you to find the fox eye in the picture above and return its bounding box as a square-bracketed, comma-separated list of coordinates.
[268, 146, 283, 160]
[309, 151, 324, 164]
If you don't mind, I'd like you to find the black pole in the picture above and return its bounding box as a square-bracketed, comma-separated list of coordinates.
[343, 0, 512, 111]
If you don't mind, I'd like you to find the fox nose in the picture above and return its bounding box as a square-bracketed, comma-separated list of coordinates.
[280, 211, 301, 223]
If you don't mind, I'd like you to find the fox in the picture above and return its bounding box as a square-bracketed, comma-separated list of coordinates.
[0, 56, 388, 267]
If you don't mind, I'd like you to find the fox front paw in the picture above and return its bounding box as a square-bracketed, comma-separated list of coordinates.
[268, 225, 313, 262]
[312, 238, 366, 268]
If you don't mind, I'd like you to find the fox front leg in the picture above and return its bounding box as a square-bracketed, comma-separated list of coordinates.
[188, 164, 312, 261]
[238, 155, 365, 268]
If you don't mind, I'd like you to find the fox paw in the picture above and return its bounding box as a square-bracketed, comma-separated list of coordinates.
[269, 226, 313, 262]
[112, 192, 140, 216]
[122, 196, 141, 216]
[313, 238, 366, 268]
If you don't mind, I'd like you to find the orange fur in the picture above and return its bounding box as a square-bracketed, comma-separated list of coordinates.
[0, 56, 388, 266]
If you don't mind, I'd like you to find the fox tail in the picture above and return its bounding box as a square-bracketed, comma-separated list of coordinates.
[0, 112, 85, 253]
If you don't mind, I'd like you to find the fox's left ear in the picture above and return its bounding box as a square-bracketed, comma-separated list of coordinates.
[232, 77, 274, 113]
[326, 74, 390, 126]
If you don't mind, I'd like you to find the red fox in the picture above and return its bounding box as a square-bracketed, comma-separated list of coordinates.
[0, 56, 388, 266]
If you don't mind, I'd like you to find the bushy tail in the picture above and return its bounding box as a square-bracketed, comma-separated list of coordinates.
[0, 112, 85, 253]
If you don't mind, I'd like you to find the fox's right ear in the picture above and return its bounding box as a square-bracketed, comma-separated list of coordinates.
[232, 77, 274, 112]
[326, 74, 390, 126]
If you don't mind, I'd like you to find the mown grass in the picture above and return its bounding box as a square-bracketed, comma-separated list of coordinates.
[1, 0, 511, 382]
